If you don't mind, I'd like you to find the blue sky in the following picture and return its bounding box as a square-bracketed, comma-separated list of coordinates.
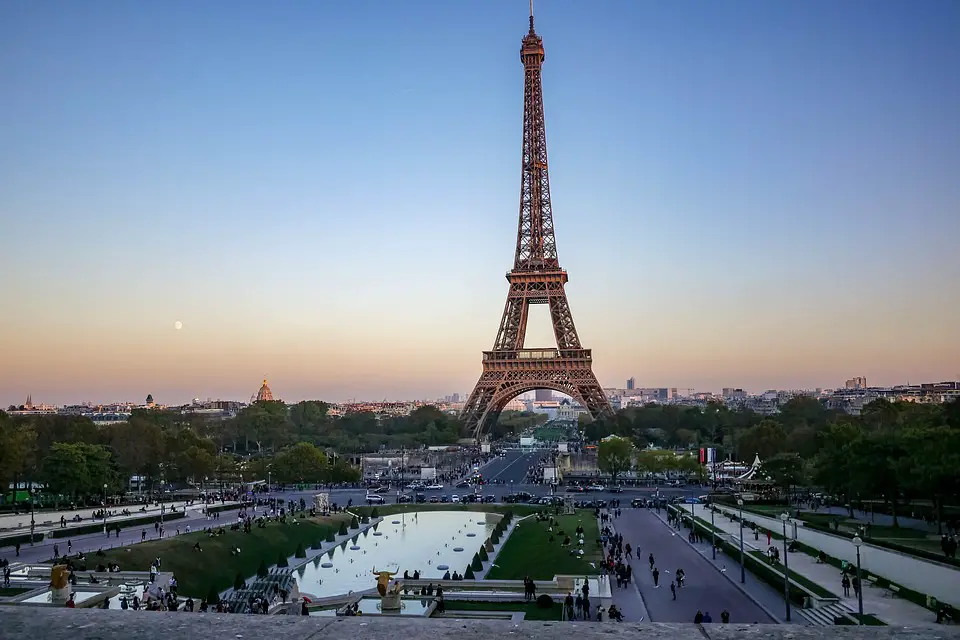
[1, 0, 958, 406]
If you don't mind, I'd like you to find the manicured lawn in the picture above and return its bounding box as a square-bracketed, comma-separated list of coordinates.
[485, 512, 601, 580]
[99, 514, 348, 599]
[442, 599, 563, 620]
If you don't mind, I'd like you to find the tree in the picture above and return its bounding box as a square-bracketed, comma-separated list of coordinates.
[272, 442, 327, 483]
[597, 437, 633, 483]
[737, 419, 788, 461]
[761, 453, 805, 504]
[0, 417, 36, 496]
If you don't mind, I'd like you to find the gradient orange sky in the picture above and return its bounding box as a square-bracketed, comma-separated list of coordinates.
[2, 1, 958, 406]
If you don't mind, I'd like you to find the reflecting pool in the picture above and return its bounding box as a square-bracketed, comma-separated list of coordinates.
[296, 511, 500, 598]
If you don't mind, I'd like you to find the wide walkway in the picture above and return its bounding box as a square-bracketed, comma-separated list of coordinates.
[610, 507, 776, 624]
[0, 500, 226, 535]
[1, 503, 233, 565]
[677, 504, 938, 626]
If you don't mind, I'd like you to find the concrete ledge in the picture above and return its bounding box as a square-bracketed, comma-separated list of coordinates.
[1, 608, 959, 639]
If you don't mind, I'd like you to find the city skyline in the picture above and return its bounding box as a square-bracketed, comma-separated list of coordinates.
[2, 1, 958, 408]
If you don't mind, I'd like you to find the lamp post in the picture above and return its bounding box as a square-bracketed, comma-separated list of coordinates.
[710, 505, 717, 560]
[780, 512, 792, 622]
[103, 484, 108, 535]
[29, 489, 36, 546]
[853, 536, 864, 623]
[737, 498, 745, 583]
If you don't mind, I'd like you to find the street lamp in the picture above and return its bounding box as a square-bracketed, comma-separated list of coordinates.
[737, 498, 745, 583]
[780, 512, 792, 622]
[103, 484, 108, 535]
[29, 489, 36, 547]
[852, 536, 864, 623]
[710, 505, 717, 560]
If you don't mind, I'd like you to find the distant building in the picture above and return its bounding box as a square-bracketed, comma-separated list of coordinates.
[256, 377, 275, 402]
[627, 377, 635, 390]
[845, 377, 867, 390]
[145, 394, 155, 408]
[723, 388, 746, 400]
[535, 389, 553, 402]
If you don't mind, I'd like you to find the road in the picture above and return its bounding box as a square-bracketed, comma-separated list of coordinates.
[476, 450, 540, 484]
[611, 507, 776, 623]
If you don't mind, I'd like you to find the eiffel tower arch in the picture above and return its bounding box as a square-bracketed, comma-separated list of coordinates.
[461, 7, 613, 441]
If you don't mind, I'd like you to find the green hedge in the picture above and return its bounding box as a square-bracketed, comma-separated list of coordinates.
[205, 503, 242, 515]
[349, 516, 359, 530]
[50, 511, 186, 538]
[0, 532, 44, 548]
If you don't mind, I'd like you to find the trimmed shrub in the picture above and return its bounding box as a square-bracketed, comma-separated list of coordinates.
[257, 559, 269, 578]
[361, 515, 370, 524]
[295, 542, 307, 558]
[327, 530, 337, 543]
[338, 522, 348, 536]
[350, 516, 359, 530]
[464, 566, 475, 579]
[536, 594, 553, 609]
[479, 546, 489, 561]
[471, 553, 483, 571]
[370, 508, 380, 519]
[491, 531, 500, 545]
[277, 551, 289, 568]
[206, 585, 221, 605]
[233, 573, 246, 591]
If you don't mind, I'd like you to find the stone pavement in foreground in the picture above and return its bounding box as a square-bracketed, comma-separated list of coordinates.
[677, 504, 937, 626]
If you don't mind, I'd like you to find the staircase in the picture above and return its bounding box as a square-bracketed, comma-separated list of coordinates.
[797, 601, 857, 626]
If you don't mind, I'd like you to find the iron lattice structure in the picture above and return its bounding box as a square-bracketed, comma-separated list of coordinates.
[461, 12, 614, 440]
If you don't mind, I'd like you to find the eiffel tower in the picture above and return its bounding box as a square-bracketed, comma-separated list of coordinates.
[461, 5, 614, 440]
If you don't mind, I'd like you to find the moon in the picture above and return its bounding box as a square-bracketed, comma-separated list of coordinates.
[174, 321, 183, 330]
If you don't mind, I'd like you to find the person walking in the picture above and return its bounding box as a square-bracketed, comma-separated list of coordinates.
[648, 553, 655, 571]
[625, 543, 632, 559]
[652, 567, 660, 587]
[720, 610, 730, 623]
[841, 574, 851, 597]
[670, 581, 676, 600]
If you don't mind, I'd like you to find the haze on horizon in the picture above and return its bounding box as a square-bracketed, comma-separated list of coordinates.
[1, 1, 958, 408]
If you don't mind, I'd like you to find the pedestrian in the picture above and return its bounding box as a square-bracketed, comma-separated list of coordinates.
[67, 540, 72, 554]
[141, 529, 146, 542]
[53, 544, 59, 558]
[574, 593, 583, 620]
[15, 543, 20, 557]
[625, 543, 632, 559]
[652, 567, 660, 587]
[841, 574, 850, 597]
[694, 610, 704, 624]
[720, 610, 730, 624]
[670, 581, 676, 600]
[703, 612, 713, 623]
[649, 553, 655, 570]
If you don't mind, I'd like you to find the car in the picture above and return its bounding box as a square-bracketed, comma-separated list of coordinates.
[425, 483, 444, 490]
[456, 481, 471, 489]
[365, 494, 384, 504]
[428, 496, 440, 503]
[415, 493, 426, 503]
[482, 495, 497, 503]
[451, 495, 460, 503]
[565, 486, 585, 493]
[609, 487, 623, 494]
[631, 498, 647, 508]
[397, 494, 413, 503]
[587, 484, 605, 492]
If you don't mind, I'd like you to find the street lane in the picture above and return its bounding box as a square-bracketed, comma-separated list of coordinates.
[613, 507, 776, 624]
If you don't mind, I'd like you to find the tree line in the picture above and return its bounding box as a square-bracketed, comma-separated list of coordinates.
[587, 397, 960, 520]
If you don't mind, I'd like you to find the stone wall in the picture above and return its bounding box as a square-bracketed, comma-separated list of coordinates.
[1, 609, 959, 640]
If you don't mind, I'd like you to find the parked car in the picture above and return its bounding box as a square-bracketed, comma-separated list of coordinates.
[365, 494, 384, 504]
[429, 496, 441, 503]
[482, 495, 497, 503]
[587, 484, 605, 492]
[451, 494, 460, 503]
[425, 483, 444, 490]
[397, 494, 413, 503]
[415, 493, 426, 503]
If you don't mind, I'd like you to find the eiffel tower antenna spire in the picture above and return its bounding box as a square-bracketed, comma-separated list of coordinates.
[460, 9, 613, 440]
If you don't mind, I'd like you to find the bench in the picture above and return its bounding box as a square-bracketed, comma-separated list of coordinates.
[866, 575, 879, 585]
[889, 584, 901, 597]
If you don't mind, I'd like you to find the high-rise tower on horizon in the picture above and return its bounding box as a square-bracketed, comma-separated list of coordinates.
[460, 5, 613, 439]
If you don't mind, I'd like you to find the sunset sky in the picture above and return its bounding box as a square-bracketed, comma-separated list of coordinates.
[1, 0, 958, 407]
